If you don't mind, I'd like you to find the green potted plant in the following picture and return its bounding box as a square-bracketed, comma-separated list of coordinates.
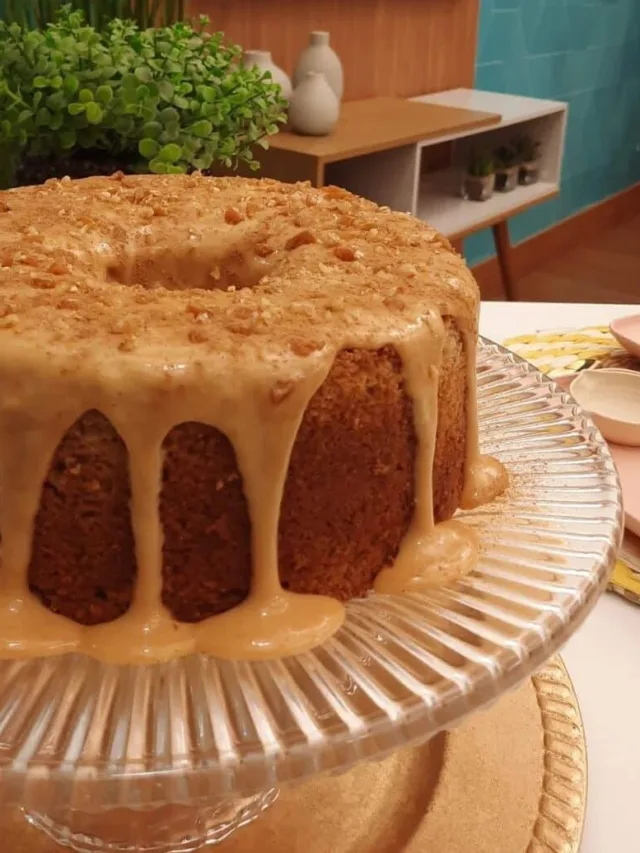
[0, 6, 287, 188]
[493, 142, 519, 193]
[514, 134, 541, 185]
[463, 150, 495, 202]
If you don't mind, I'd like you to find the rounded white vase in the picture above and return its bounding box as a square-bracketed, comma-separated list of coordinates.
[242, 49, 292, 100]
[288, 71, 340, 136]
[293, 31, 344, 101]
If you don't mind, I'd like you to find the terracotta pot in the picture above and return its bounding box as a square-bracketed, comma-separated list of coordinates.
[463, 173, 495, 202]
[519, 160, 540, 185]
[495, 165, 519, 192]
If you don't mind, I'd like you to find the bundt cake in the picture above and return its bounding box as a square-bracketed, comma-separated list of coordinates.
[0, 173, 507, 663]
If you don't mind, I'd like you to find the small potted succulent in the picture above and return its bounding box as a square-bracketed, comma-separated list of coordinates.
[463, 150, 495, 202]
[0, 6, 287, 188]
[493, 142, 519, 193]
[514, 135, 541, 185]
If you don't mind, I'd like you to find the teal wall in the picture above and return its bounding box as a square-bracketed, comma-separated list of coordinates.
[465, 0, 640, 266]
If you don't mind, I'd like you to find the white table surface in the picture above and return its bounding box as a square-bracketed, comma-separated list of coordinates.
[480, 302, 640, 853]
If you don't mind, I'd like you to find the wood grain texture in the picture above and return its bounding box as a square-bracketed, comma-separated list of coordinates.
[268, 98, 499, 163]
[187, 0, 480, 100]
[472, 183, 640, 302]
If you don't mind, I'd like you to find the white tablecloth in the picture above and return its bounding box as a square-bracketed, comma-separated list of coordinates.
[480, 302, 640, 853]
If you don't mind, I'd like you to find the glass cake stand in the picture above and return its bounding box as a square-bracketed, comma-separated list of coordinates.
[0, 340, 622, 852]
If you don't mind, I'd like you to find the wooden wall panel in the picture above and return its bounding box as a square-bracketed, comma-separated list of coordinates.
[187, 0, 480, 101]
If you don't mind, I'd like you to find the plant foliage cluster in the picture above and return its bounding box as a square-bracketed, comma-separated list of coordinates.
[0, 5, 287, 186]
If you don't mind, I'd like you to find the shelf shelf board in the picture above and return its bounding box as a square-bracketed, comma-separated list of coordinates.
[268, 97, 501, 165]
[417, 168, 558, 240]
[412, 89, 567, 147]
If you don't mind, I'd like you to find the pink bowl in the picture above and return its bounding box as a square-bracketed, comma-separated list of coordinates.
[610, 314, 640, 360]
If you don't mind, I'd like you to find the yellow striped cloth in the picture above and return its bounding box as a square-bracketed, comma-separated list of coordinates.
[503, 326, 640, 604]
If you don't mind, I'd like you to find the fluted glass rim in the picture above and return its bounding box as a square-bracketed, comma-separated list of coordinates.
[0, 338, 622, 809]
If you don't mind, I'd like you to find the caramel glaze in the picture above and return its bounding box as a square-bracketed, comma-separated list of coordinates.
[0, 174, 508, 663]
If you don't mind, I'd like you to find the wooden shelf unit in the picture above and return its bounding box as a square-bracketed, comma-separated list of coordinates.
[253, 90, 568, 298]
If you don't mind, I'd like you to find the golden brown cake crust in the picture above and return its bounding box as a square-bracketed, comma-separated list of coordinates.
[0, 175, 479, 630]
[0, 174, 477, 365]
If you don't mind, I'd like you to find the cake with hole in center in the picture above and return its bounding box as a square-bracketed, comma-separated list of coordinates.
[0, 173, 507, 663]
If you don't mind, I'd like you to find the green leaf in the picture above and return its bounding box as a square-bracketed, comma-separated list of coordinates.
[46, 91, 66, 111]
[49, 112, 64, 131]
[63, 75, 80, 97]
[192, 156, 211, 171]
[196, 84, 215, 103]
[115, 115, 135, 134]
[33, 76, 48, 89]
[149, 158, 168, 174]
[138, 138, 159, 159]
[159, 107, 180, 126]
[59, 130, 76, 149]
[166, 164, 186, 174]
[68, 103, 87, 115]
[158, 143, 182, 163]
[95, 85, 113, 104]
[85, 103, 104, 125]
[122, 86, 139, 105]
[35, 107, 52, 127]
[134, 65, 153, 84]
[78, 89, 94, 103]
[174, 95, 190, 110]
[142, 121, 163, 139]
[158, 80, 174, 101]
[188, 119, 212, 138]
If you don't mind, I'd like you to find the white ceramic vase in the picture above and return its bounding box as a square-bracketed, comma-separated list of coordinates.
[242, 49, 292, 100]
[293, 31, 344, 101]
[288, 71, 340, 136]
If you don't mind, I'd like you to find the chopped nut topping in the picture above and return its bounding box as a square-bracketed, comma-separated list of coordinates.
[29, 274, 57, 290]
[254, 242, 275, 258]
[224, 206, 244, 225]
[399, 263, 417, 277]
[334, 245, 356, 262]
[0, 314, 19, 328]
[0, 200, 9, 212]
[228, 321, 254, 336]
[289, 337, 325, 357]
[188, 328, 209, 343]
[285, 229, 316, 251]
[118, 337, 136, 352]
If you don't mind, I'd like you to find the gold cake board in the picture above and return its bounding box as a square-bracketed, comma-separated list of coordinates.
[3, 657, 585, 853]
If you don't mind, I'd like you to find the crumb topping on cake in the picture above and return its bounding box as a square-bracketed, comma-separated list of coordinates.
[0, 174, 478, 367]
